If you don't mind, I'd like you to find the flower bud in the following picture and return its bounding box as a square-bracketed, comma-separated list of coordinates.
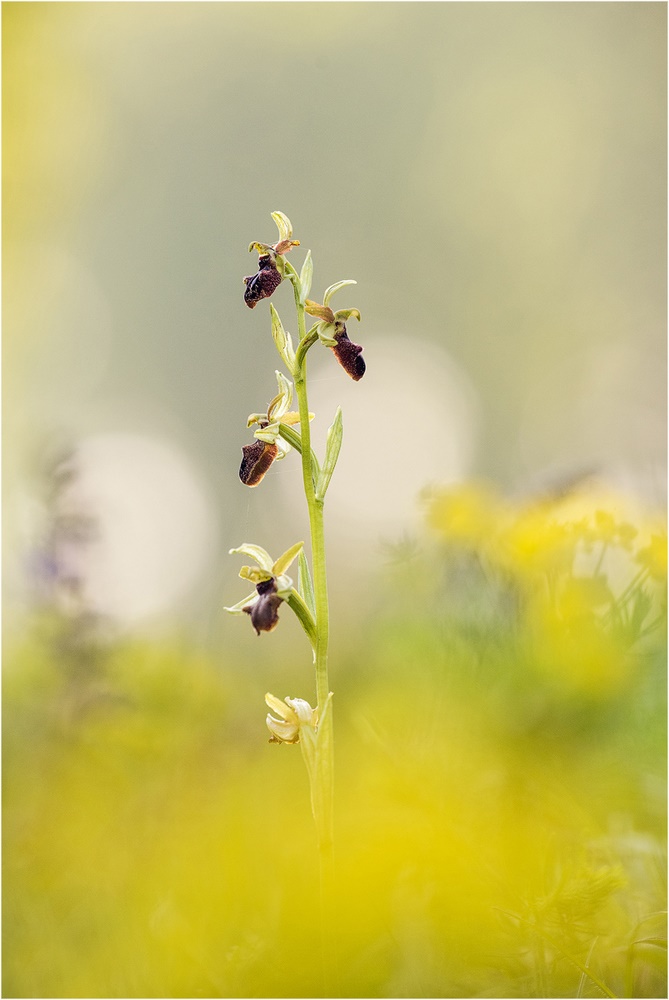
[265, 692, 317, 743]
[286, 697, 317, 725]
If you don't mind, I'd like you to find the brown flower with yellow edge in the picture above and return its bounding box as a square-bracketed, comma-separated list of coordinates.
[243, 211, 300, 309]
[305, 279, 365, 381]
[238, 371, 313, 487]
[225, 541, 304, 635]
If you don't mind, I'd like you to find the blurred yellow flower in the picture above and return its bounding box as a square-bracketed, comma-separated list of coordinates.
[594, 509, 617, 543]
[637, 532, 668, 581]
[525, 595, 628, 694]
[499, 505, 573, 579]
[424, 482, 504, 550]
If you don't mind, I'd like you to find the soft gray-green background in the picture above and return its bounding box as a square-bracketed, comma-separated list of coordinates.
[5, 1, 666, 636]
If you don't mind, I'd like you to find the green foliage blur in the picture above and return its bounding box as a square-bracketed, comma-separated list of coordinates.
[4, 485, 666, 998]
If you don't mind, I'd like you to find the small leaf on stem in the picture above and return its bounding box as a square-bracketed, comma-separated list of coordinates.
[316, 407, 343, 501]
[299, 250, 313, 304]
[270, 305, 296, 374]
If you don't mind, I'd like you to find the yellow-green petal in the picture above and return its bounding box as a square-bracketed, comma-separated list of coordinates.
[229, 543, 274, 573]
[323, 279, 356, 307]
[265, 692, 298, 723]
[224, 591, 259, 614]
[271, 210, 293, 241]
[272, 540, 305, 577]
[239, 565, 273, 584]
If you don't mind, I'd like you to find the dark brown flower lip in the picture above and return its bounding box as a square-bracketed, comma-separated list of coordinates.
[239, 440, 278, 486]
[243, 255, 282, 309]
[243, 578, 283, 634]
[332, 324, 366, 381]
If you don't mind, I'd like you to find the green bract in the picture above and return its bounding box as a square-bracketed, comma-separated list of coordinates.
[316, 407, 343, 502]
[270, 305, 296, 375]
[299, 250, 313, 304]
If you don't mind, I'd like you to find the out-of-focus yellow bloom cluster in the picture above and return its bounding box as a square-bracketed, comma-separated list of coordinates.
[423, 481, 666, 695]
[4, 506, 666, 998]
[424, 481, 663, 579]
[637, 531, 668, 581]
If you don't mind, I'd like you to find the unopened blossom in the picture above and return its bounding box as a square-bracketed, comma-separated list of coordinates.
[265, 692, 318, 744]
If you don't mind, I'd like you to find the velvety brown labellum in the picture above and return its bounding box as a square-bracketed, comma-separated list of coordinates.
[244, 578, 283, 635]
[239, 440, 278, 487]
[243, 254, 282, 308]
[332, 324, 366, 381]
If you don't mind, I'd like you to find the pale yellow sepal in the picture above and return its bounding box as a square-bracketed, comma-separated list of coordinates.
[271, 210, 294, 242]
[224, 590, 259, 614]
[229, 543, 274, 573]
[272, 540, 304, 577]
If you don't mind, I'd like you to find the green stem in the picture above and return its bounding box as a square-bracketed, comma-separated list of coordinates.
[285, 258, 336, 990]
[276, 423, 321, 479]
[604, 567, 649, 624]
[594, 541, 608, 577]
[496, 908, 618, 999]
[294, 290, 335, 964]
[294, 319, 331, 722]
[286, 262, 334, 852]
